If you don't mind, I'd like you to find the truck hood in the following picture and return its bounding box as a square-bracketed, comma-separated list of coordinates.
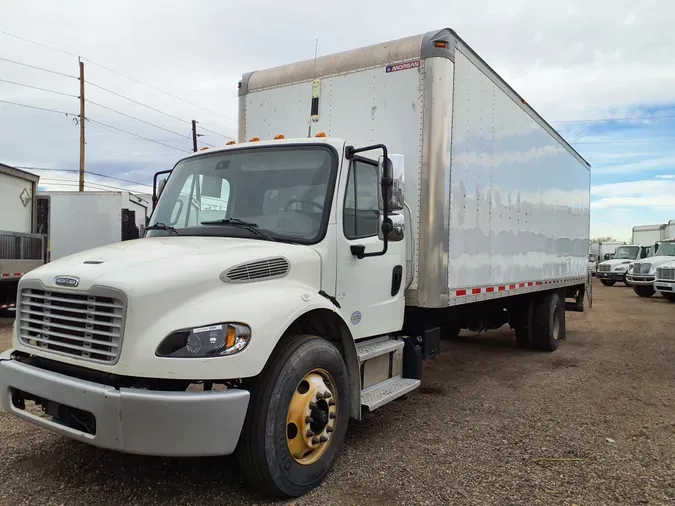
[598, 259, 633, 269]
[634, 256, 675, 273]
[21, 236, 322, 295]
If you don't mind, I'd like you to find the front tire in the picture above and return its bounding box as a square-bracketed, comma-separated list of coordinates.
[633, 285, 655, 298]
[532, 292, 564, 352]
[600, 279, 616, 287]
[237, 335, 350, 497]
[623, 274, 631, 286]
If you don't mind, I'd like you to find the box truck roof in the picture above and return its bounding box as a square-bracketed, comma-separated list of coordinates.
[239, 27, 589, 169]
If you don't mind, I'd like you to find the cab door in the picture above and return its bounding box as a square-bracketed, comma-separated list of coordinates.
[335, 155, 406, 339]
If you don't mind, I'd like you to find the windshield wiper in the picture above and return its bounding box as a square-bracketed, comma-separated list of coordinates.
[200, 218, 275, 241]
[144, 222, 178, 235]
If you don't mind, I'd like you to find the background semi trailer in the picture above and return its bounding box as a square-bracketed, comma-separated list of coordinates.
[0, 28, 590, 498]
[0, 164, 44, 312]
[632, 223, 667, 245]
[36, 191, 151, 261]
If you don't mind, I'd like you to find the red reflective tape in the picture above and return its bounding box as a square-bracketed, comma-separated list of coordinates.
[471, 288, 481, 294]
[486, 287, 495, 293]
[519, 283, 525, 288]
[509, 284, 516, 289]
[14, 273, 22, 277]
[456, 289, 467, 296]
[528, 282, 534, 286]
[0, 303, 15, 309]
[536, 281, 543, 286]
[498, 286, 506, 291]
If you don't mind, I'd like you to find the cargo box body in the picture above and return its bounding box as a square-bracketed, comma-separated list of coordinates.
[239, 28, 590, 308]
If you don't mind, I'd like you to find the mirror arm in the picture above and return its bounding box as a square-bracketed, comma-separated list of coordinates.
[345, 144, 392, 259]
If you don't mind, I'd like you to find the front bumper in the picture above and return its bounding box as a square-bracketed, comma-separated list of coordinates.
[654, 280, 675, 293]
[0, 352, 250, 457]
[626, 275, 655, 286]
[596, 271, 627, 281]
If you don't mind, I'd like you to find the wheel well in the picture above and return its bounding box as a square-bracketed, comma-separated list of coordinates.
[282, 309, 361, 419]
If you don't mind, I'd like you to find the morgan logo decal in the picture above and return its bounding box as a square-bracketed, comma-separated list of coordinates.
[350, 311, 362, 325]
[54, 276, 79, 288]
[386, 60, 420, 73]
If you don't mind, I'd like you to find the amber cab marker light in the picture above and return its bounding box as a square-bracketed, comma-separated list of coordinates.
[249, 137, 260, 142]
[274, 134, 285, 140]
[434, 41, 448, 48]
[226, 140, 236, 145]
[315, 132, 326, 138]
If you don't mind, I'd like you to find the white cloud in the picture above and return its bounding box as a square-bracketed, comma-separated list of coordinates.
[592, 157, 675, 175]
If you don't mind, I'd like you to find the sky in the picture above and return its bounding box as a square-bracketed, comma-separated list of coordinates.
[1, 0, 674, 242]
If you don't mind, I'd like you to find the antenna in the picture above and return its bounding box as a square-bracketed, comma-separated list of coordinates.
[307, 38, 319, 138]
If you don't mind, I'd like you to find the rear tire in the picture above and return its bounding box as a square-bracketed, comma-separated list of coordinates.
[236, 334, 350, 497]
[633, 285, 655, 298]
[600, 279, 615, 287]
[662, 293, 675, 303]
[532, 292, 563, 352]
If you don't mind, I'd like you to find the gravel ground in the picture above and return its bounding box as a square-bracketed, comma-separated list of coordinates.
[0, 281, 673, 505]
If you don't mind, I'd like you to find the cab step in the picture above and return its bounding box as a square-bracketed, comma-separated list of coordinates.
[361, 377, 421, 411]
[356, 336, 404, 362]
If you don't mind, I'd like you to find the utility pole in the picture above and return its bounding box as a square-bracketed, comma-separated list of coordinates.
[78, 59, 85, 192]
[191, 120, 198, 152]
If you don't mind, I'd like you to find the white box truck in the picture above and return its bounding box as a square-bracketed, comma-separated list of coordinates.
[595, 244, 651, 286]
[632, 223, 667, 245]
[627, 239, 675, 297]
[36, 191, 151, 261]
[0, 28, 591, 498]
[0, 164, 45, 311]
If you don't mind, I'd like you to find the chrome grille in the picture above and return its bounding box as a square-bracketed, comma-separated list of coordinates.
[639, 263, 652, 274]
[224, 257, 290, 282]
[18, 288, 125, 364]
[598, 264, 611, 272]
[657, 267, 675, 281]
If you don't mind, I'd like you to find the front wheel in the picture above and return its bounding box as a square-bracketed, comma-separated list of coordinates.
[600, 279, 616, 287]
[623, 274, 631, 287]
[662, 293, 675, 303]
[237, 335, 350, 497]
[633, 285, 655, 298]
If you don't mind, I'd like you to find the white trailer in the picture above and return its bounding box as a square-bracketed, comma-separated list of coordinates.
[665, 220, 675, 241]
[37, 191, 151, 261]
[0, 28, 591, 498]
[0, 164, 44, 311]
[632, 223, 667, 245]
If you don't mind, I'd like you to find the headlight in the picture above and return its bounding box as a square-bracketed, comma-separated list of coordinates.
[614, 266, 626, 272]
[156, 323, 251, 358]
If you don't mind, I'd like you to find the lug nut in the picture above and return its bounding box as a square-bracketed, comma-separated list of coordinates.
[319, 435, 328, 443]
[309, 401, 316, 409]
[306, 430, 314, 437]
[305, 416, 312, 424]
[328, 399, 336, 406]
[311, 437, 319, 445]
[326, 426, 333, 433]
[323, 391, 331, 399]
[329, 412, 336, 420]
[315, 392, 323, 400]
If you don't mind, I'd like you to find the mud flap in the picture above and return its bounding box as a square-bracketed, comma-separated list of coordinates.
[586, 272, 593, 309]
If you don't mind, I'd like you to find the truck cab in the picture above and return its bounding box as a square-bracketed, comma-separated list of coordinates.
[627, 240, 675, 297]
[595, 245, 649, 287]
[654, 259, 675, 302]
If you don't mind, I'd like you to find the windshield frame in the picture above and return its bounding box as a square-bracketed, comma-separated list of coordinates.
[147, 143, 340, 245]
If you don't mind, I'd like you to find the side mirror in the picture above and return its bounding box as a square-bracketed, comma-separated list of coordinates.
[378, 154, 405, 212]
[157, 178, 168, 198]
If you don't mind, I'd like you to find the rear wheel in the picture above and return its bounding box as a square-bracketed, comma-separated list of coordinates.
[633, 285, 655, 298]
[532, 292, 563, 352]
[662, 293, 675, 303]
[236, 335, 350, 497]
[600, 279, 615, 287]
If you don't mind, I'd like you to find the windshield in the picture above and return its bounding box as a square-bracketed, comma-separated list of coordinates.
[614, 246, 639, 259]
[649, 242, 675, 257]
[148, 145, 338, 243]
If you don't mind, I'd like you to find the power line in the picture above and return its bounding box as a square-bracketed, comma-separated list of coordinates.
[87, 80, 191, 125]
[87, 99, 214, 146]
[0, 56, 78, 79]
[16, 166, 153, 188]
[0, 99, 77, 117]
[39, 178, 142, 193]
[0, 78, 78, 98]
[87, 117, 190, 153]
[198, 125, 236, 142]
[0, 28, 235, 123]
